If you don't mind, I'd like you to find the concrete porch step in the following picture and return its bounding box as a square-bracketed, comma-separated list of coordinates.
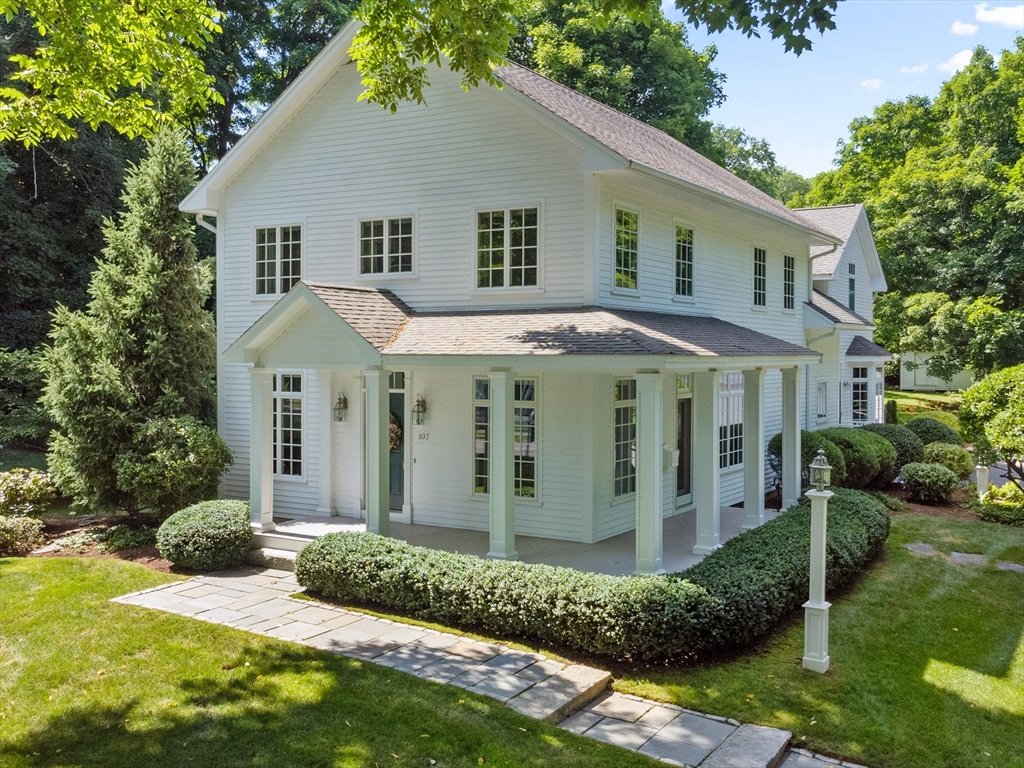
[246, 546, 298, 571]
[252, 529, 314, 553]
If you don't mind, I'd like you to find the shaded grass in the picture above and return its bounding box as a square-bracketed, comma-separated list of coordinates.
[0, 557, 655, 768]
[615, 514, 1024, 768]
[0, 448, 47, 471]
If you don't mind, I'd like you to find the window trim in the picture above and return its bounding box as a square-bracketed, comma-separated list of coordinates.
[848, 263, 857, 312]
[752, 245, 768, 310]
[783, 254, 795, 312]
[470, 374, 543, 502]
[272, 369, 307, 482]
[673, 220, 696, 302]
[252, 222, 306, 299]
[612, 377, 638, 499]
[816, 380, 828, 422]
[354, 213, 418, 279]
[472, 203, 544, 293]
[472, 376, 491, 496]
[611, 203, 641, 296]
[513, 377, 540, 502]
[719, 371, 744, 470]
[851, 365, 869, 424]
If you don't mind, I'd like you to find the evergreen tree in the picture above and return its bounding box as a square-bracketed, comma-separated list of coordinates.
[41, 129, 221, 515]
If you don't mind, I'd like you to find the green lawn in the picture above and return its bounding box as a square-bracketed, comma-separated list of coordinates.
[0, 448, 48, 471]
[616, 514, 1024, 768]
[0, 557, 656, 768]
[885, 389, 962, 409]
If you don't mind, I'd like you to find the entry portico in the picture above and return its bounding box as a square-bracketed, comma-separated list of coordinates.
[227, 282, 815, 575]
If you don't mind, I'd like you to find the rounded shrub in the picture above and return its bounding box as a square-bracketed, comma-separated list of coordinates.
[817, 428, 896, 488]
[767, 430, 847, 489]
[905, 416, 961, 446]
[859, 423, 925, 474]
[923, 442, 973, 480]
[156, 500, 251, 571]
[901, 462, 959, 504]
[0, 515, 45, 555]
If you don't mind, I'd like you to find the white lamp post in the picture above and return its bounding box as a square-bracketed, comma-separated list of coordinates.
[803, 448, 833, 673]
[976, 464, 989, 500]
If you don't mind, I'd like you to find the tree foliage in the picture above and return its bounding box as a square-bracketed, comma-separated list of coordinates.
[40, 129, 221, 515]
[960, 365, 1024, 492]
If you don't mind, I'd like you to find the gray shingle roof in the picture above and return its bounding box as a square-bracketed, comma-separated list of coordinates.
[305, 282, 410, 349]
[847, 335, 891, 359]
[496, 63, 828, 236]
[794, 204, 863, 278]
[806, 289, 873, 326]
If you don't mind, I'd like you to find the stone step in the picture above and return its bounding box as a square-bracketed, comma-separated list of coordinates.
[252, 529, 313, 553]
[700, 723, 792, 768]
[246, 547, 298, 571]
[506, 664, 611, 723]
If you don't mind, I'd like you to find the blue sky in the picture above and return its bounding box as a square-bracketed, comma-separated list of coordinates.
[661, 1, 1024, 177]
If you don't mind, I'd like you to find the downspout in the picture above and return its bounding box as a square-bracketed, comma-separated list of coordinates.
[195, 213, 218, 234]
[805, 327, 836, 430]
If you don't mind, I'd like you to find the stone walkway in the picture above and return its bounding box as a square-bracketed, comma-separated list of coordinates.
[112, 567, 857, 768]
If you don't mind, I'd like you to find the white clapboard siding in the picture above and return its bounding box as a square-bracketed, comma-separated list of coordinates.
[824, 225, 875, 323]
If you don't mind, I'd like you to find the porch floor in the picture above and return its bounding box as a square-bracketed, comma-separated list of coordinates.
[272, 505, 781, 576]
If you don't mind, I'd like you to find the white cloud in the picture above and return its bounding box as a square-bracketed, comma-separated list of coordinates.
[901, 63, 929, 74]
[937, 50, 974, 73]
[860, 78, 883, 90]
[951, 20, 979, 34]
[974, 3, 1024, 28]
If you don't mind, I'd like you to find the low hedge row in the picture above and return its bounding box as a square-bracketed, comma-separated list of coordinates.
[767, 430, 848, 489]
[905, 416, 961, 446]
[859, 423, 924, 474]
[295, 489, 890, 662]
[817, 428, 897, 488]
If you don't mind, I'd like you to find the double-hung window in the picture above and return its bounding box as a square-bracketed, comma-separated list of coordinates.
[784, 255, 795, 310]
[476, 207, 539, 288]
[675, 225, 694, 298]
[852, 366, 869, 423]
[359, 217, 413, 275]
[753, 247, 767, 307]
[273, 373, 303, 477]
[255, 225, 302, 295]
[874, 367, 884, 423]
[613, 378, 637, 497]
[472, 377, 540, 497]
[615, 208, 639, 290]
[848, 263, 856, 311]
[816, 380, 828, 421]
[719, 372, 744, 469]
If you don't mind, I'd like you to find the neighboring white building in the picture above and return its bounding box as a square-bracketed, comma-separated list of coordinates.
[899, 351, 974, 392]
[180, 22, 890, 574]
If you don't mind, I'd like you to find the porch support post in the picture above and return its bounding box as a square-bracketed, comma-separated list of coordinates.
[487, 369, 517, 560]
[364, 368, 390, 536]
[782, 367, 802, 510]
[742, 368, 766, 530]
[634, 371, 665, 575]
[317, 370, 334, 515]
[692, 370, 721, 555]
[249, 368, 275, 532]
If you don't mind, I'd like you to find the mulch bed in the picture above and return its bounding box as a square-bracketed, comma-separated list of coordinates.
[886, 487, 981, 521]
[28, 516, 180, 574]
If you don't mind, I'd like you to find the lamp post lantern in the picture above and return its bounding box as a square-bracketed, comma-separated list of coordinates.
[803, 448, 833, 673]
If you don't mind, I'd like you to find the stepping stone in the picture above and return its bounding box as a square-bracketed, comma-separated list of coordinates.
[950, 552, 987, 565]
[506, 664, 611, 723]
[589, 693, 653, 722]
[637, 713, 735, 766]
[996, 561, 1024, 573]
[905, 542, 937, 556]
[585, 718, 658, 750]
[700, 723, 792, 768]
[560, 709, 603, 735]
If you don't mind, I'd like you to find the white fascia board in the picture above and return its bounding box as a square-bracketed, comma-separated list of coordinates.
[180, 20, 364, 215]
[853, 209, 888, 293]
[381, 352, 821, 370]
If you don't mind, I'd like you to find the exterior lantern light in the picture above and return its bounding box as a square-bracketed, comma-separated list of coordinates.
[333, 393, 348, 422]
[412, 394, 427, 425]
[809, 448, 832, 492]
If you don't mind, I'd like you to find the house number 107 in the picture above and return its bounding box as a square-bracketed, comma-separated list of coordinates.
[418, 433, 430, 441]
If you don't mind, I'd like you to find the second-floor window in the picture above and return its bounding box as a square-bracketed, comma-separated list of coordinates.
[477, 207, 539, 288]
[784, 255, 795, 310]
[360, 217, 413, 275]
[675, 225, 694, 298]
[848, 263, 856, 311]
[256, 225, 301, 295]
[615, 208, 638, 290]
[753, 247, 767, 307]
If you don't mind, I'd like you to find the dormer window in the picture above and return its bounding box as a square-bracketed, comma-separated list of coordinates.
[477, 207, 539, 288]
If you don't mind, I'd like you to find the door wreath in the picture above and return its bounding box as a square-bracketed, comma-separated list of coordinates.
[389, 412, 402, 451]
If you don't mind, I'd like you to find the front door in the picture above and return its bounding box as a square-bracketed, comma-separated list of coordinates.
[388, 372, 406, 512]
[677, 396, 692, 501]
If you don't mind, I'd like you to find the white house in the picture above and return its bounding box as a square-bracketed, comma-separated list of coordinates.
[899, 351, 974, 392]
[180, 22, 889, 575]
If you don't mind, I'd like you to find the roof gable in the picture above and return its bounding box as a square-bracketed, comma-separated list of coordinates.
[797, 204, 887, 292]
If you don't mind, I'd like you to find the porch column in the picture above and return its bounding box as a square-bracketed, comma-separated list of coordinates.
[634, 372, 665, 575]
[317, 370, 334, 515]
[365, 368, 390, 536]
[692, 370, 721, 555]
[249, 368, 275, 532]
[487, 369, 517, 560]
[742, 368, 766, 530]
[781, 367, 802, 510]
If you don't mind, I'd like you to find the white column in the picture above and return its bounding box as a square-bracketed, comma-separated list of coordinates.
[742, 368, 766, 530]
[487, 370, 517, 560]
[317, 370, 334, 515]
[249, 368, 275, 532]
[692, 370, 721, 555]
[781, 367, 802, 510]
[634, 372, 665, 575]
[976, 465, 989, 499]
[364, 368, 390, 536]
[802, 488, 833, 673]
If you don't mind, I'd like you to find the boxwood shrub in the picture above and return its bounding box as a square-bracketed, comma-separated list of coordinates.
[901, 462, 959, 504]
[859, 423, 924, 474]
[905, 416, 961, 446]
[818, 428, 897, 488]
[922, 442, 973, 480]
[156, 500, 252, 571]
[767, 430, 848, 490]
[295, 489, 889, 662]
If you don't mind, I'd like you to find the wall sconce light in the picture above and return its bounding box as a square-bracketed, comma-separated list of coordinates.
[333, 393, 348, 422]
[412, 394, 427, 425]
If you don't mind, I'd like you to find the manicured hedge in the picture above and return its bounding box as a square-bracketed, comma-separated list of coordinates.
[767, 430, 848, 489]
[295, 489, 889, 662]
[905, 416, 961, 446]
[860, 423, 925, 474]
[156, 500, 252, 571]
[818, 428, 897, 488]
